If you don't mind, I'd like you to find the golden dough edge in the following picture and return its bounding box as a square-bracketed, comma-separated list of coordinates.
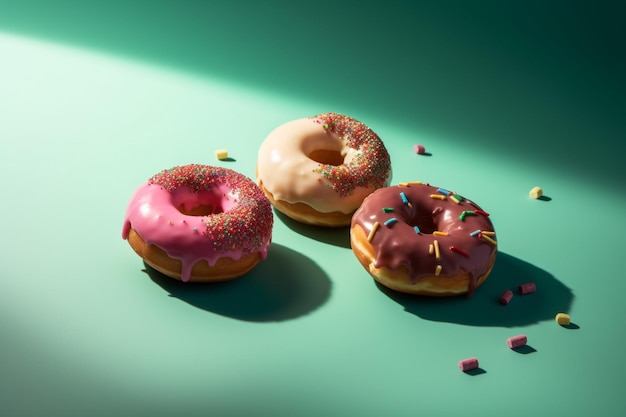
[257, 178, 353, 227]
[126, 228, 262, 282]
[350, 224, 496, 296]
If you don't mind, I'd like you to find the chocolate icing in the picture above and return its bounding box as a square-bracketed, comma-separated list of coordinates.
[351, 183, 497, 294]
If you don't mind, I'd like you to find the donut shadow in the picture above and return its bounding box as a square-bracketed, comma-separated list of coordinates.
[377, 252, 574, 327]
[144, 243, 332, 322]
[274, 209, 351, 249]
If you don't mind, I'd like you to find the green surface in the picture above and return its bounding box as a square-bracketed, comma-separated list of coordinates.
[1, 2, 625, 416]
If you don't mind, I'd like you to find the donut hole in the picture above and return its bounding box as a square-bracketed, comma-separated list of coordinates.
[173, 187, 233, 216]
[307, 149, 345, 166]
[406, 213, 438, 235]
[303, 131, 346, 166]
[178, 203, 222, 216]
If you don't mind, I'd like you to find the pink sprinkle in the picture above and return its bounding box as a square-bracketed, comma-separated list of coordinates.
[413, 144, 426, 154]
[518, 282, 536, 295]
[458, 357, 479, 372]
[507, 334, 528, 349]
[499, 290, 513, 305]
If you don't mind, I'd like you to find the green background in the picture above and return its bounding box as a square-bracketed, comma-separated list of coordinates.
[1, 1, 624, 416]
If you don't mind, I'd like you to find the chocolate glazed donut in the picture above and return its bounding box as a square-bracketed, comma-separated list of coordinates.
[350, 182, 497, 296]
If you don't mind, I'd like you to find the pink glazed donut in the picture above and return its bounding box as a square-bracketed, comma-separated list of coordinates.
[122, 164, 273, 282]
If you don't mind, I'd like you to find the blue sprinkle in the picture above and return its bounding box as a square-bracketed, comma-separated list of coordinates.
[470, 229, 481, 236]
[384, 218, 398, 226]
[437, 188, 451, 195]
[400, 192, 409, 205]
[414, 226, 421, 234]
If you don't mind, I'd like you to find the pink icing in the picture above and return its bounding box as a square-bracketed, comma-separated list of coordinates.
[122, 164, 273, 282]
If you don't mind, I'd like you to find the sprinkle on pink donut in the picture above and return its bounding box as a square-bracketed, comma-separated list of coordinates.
[123, 164, 273, 281]
[311, 112, 391, 197]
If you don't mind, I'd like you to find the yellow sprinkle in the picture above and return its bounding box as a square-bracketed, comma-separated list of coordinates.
[481, 231, 496, 236]
[435, 265, 442, 276]
[367, 222, 380, 242]
[434, 239, 440, 260]
[215, 149, 229, 160]
[529, 186, 543, 199]
[429, 244, 434, 254]
[407, 181, 422, 186]
[433, 231, 448, 236]
[555, 313, 571, 326]
[407, 202, 413, 208]
[398, 182, 408, 186]
[481, 234, 497, 245]
[430, 194, 446, 200]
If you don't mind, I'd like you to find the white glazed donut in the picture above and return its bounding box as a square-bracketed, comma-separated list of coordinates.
[256, 112, 392, 227]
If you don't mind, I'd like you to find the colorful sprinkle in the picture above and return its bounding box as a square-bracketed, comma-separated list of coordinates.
[215, 149, 229, 160]
[430, 194, 446, 200]
[450, 194, 463, 204]
[413, 144, 426, 154]
[459, 210, 477, 221]
[428, 244, 434, 255]
[507, 334, 528, 349]
[367, 221, 380, 242]
[382, 207, 394, 212]
[555, 313, 571, 326]
[475, 209, 490, 217]
[450, 246, 470, 258]
[481, 234, 497, 245]
[518, 282, 536, 295]
[433, 239, 441, 260]
[433, 231, 448, 236]
[437, 188, 451, 195]
[400, 191, 410, 205]
[529, 186, 543, 199]
[384, 218, 398, 227]
[500, 290, 514, 305]
[435, 265, 442, 276]
[481, 231, 496, 236]
[458, 357, 479, 372]
[470, 229, 481, 236]
[413, 226, 421, 233]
